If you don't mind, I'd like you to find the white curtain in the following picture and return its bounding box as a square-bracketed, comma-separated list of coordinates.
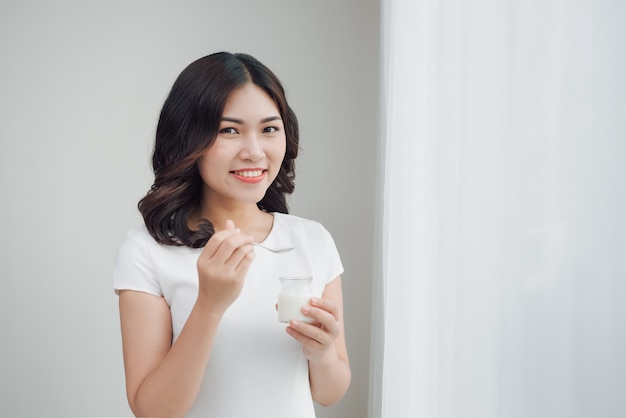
[371, 1, 626, 417]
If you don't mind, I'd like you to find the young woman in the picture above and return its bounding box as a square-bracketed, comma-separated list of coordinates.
[114, 52, 350, 417]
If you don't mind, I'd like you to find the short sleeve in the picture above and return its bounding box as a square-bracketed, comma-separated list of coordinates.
[113, 226, 162, 297]
[316, 223, 344, 285]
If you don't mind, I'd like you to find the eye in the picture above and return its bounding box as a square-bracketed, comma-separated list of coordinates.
[219, 127, 239, 135]
[263, 126, 279, 133]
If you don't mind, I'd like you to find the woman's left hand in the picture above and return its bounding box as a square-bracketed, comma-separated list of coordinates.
[285, 297, 341, 364]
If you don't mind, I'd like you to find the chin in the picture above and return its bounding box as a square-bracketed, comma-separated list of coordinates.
[238, 193, 268, 205]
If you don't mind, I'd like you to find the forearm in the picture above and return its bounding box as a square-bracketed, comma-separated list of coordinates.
[309, 348, 352, 407]
[131, 300, 222, 417]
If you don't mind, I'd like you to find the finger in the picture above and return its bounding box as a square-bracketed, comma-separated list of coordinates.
[286, 322, 324, 347]
[200, 227, 239, 259]
[199, 219, 240, 257]
[301, 307, 340, 340]
[309, 297, 339, 319]
[212, 232, 254, 263]
[289, 318, 335, 346]
[309, 297, 337, 317]
[231, 243, 256, 273]
[305, 298, 339, 322]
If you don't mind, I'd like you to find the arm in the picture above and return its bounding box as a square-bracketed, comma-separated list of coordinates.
[286, 276, 351, 406]
[119, 290, 223, 417]
[119, 224, 255, 417]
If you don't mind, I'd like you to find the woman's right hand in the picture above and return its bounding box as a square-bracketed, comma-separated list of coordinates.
[196, 220, 255, 314]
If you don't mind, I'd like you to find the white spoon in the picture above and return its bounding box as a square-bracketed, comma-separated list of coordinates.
[252, 243, 295, 254]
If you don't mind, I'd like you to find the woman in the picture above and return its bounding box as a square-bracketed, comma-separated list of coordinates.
[114, 52, 351, 417]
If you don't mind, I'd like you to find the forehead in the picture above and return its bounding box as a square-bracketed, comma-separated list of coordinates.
[222, 83, 280, 117]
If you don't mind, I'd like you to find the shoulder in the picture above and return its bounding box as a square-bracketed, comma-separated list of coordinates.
[117, 224, 204, 263]
[273, 212, 325, 229]
[124, 224, 155, 242]
[118, 224, 157, 251]
[115, 224, 172, 267]
[273, 212, 331, 236]
[272, 212, 337, 248]
[113, 225, 162, 295]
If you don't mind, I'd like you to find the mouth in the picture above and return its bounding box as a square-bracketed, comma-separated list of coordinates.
[231, 169, 268, 184]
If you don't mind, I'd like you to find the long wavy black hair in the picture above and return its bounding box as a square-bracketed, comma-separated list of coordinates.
[138, 52, 299, 248]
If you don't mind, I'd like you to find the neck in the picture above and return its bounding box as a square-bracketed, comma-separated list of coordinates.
[191, 202, 273, 241]
[208, 206, 262, 231]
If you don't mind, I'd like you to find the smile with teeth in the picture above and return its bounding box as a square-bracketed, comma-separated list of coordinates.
[232, 169, 265, 178]
[231, 169, 268, 183]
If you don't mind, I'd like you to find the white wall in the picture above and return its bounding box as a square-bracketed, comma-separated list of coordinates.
[0, 1, 379, 416]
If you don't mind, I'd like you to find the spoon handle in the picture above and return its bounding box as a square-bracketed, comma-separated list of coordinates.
[252, 243, 295, 254]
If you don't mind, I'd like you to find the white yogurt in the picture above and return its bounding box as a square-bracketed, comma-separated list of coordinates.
[277, 277, 314, 323]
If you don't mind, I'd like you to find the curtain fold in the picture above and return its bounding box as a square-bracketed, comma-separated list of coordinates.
[372, 1, 626, 417]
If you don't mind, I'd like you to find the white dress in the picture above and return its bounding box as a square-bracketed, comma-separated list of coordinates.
[114, 213, 343, 417]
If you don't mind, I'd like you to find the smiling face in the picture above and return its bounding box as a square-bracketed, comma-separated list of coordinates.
[196, 83, 287, 211]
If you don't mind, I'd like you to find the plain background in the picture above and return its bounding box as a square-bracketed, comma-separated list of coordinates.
[0, 1, 379, 417]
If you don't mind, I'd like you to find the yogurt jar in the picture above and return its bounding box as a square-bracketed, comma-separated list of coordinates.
[277, 276, 314, 323]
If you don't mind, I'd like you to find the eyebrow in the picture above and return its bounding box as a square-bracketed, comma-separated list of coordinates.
[220, 116, 282, 124]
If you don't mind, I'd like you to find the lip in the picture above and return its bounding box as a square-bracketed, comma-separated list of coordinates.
[230, 168, 268, 184]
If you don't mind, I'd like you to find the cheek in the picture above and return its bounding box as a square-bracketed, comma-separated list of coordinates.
[196, 152, 221, 184]
[272, 137, 288, 161]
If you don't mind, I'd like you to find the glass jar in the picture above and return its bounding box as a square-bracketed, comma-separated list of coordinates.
[277, 276, 314, 323]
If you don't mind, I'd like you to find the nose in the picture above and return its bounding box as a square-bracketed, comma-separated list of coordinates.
[239, 132, 265, 161]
